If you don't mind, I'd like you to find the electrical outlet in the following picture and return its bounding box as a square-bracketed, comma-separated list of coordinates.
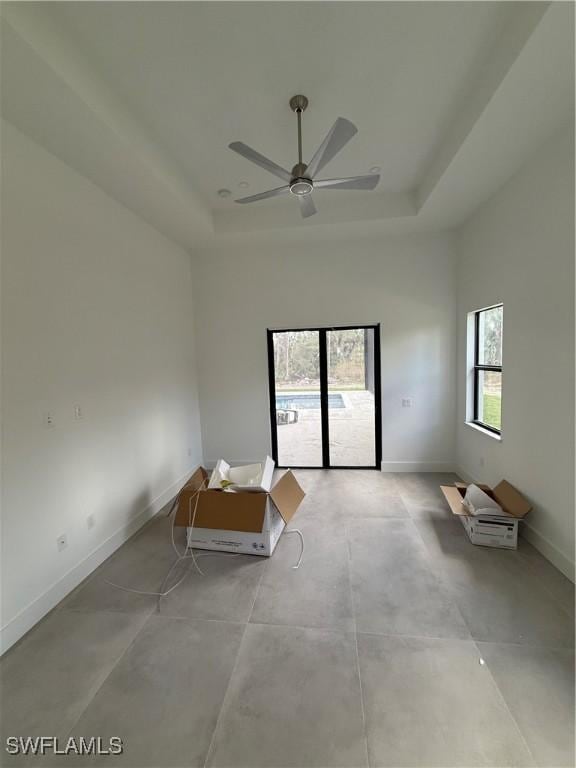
[479, 456, 485, 468]
[44, 412, 55, 428]
[402, 398, 413, 408]
[57, 534, 67, 552]
[187, 448, 192, 457]
[74, 405, 83, 420]
[87, 514, 95, 530]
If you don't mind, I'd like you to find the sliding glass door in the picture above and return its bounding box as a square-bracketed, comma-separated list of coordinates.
[327, 328, 377, 467]
[267, 325, 381, 469]
[269, 330, 323, 467]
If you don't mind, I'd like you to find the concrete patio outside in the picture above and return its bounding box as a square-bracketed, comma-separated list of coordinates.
[276, 389, 376, 466]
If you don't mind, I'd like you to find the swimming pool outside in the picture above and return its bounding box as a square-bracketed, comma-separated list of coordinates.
[276, 393, 345, 410]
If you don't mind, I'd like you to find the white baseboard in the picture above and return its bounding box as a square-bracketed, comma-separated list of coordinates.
[381, 461, 456, 473]
[520, 523, 575, 583]
[0, 467, 198, 656]
[457, 465, 575, 584]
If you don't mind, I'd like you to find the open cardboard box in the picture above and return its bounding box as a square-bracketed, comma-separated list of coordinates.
[174, 464, 305, 556]
[440, 480, 532, 550]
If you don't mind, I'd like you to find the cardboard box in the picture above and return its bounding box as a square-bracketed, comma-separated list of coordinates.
[440, 480, 532, 550]
[175, 465, 305, 556]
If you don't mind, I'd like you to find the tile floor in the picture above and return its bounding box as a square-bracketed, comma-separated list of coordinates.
[1, 471, 574, 767]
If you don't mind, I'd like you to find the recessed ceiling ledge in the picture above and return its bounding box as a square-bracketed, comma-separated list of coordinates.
[1, 3, 213, 240]
[213, 190, 416, 235]
[415, 1, 550, 212]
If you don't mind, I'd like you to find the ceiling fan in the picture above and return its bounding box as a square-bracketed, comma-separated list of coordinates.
[229, 95, 380, 218]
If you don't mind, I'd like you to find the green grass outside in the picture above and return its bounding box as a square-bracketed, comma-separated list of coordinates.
[483, 393, 501, 430]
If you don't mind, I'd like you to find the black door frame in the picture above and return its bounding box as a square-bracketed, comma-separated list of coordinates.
[267, 324, 382, 470]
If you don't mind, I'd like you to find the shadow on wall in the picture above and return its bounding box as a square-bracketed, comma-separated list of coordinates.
[105, 459, 178, 543]
[381, 322, 454, 462]
[104, 489, 153, 545]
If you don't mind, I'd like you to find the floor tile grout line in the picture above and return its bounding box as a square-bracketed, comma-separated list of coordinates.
[362, 510, 474, 644]
[473, 638, 576, 653]
[241, 618, 355, 635]
[34, 596, 576, 651]
[57, 611, 154, 745]
[471, 637, 539, 766]
[202, 620, 249, 768]
[65, 604, 573, 650]
[355, 628, 574, 652]
[354, 628, 474, 644]
[345, 523, 371, 768]
[202, 561, 268, 768]
[407, 508, 476, 641]
[245, 549, 269, 626]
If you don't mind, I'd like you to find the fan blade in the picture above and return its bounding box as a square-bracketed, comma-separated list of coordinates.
[299, 195, 317, 218]
[235, 186, 290, 204]
[306, 118, 358, 178]
[314, 174, 380, 191]
[229, 142, 292, 182]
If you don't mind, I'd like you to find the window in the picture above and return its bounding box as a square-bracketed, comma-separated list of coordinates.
[472, 304, 503, 434]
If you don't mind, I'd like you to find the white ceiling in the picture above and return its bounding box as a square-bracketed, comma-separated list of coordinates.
[1, 1, 573, 247]
[46, 0, 514, 200]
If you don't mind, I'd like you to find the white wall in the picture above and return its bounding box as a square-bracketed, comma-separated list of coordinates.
[456, 124, 575, 581]
[0, 121, 203, 652]
[193, 235, 457, 471]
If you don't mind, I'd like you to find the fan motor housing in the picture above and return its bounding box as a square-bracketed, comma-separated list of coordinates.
[290, 163, 313, 195]
[290, 178, 313, 196]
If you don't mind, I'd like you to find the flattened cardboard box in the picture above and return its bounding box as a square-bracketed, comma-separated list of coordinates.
[440, 480, 531, 550]
[175, 467, 305, 556]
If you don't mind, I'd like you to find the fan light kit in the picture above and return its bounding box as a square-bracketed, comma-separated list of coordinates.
[228, 95, 380, 218]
